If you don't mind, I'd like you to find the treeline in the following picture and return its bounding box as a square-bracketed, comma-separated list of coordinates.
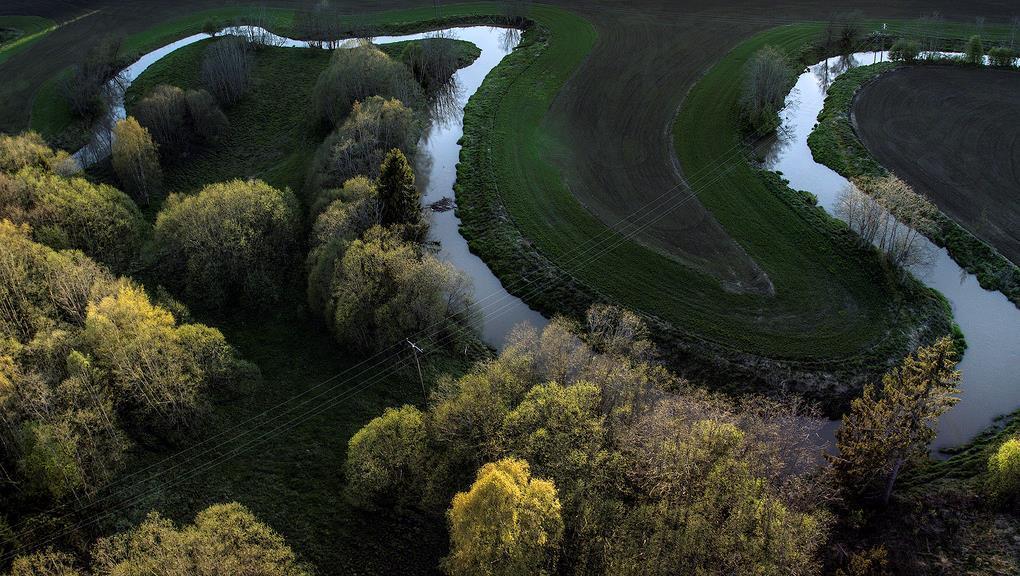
[344, 303, 1019, 575]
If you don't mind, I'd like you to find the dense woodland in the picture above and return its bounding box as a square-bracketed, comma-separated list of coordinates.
[0, 8, 1017, 576]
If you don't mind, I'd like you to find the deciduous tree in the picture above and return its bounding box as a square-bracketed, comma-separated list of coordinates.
[833, 337, 960, 503]
[111, 116, 161, 204]
[444, 458, 563, 576]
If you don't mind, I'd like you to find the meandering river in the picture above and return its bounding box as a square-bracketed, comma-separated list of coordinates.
[73, 25, 547, 349]
[75, 29, 1017, 451]
[768, 51, 1020, 452]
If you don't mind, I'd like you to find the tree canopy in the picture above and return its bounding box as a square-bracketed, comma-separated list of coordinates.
[153, 179, 301, 309]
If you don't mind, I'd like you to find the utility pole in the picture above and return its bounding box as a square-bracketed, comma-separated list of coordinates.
[407, 339, 427, 403]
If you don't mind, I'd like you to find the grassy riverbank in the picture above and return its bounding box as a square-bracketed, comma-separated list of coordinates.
[808, 61, 1020, 308]
[456, 12, 949, 401]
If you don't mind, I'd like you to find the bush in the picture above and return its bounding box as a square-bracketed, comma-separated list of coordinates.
[154, 179, 301, 309]
[345, 405, 429, 505]
[311, 178, 380, 245]
[889, 38, 920, 63]
[987, 437, 1020, 507]
[740, 45, 793, 134]
[201, 37, 254, 105]
[306, 96, 416, 194]
[313, 43, 422, 127]
[987, 46, 1017, 67]
[0, 167, 147, 271]
[185, 88, 230, 143]
[134, 84, 189, 154]
[965, 35, 984, 65]
[111, 116, 162, 204]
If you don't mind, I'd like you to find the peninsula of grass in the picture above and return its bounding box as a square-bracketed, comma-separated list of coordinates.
[456, 11, 949, 396]
[808, 62, 1020, 308]
[118, 36, 479, 206]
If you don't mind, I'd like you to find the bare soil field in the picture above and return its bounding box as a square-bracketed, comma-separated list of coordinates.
[853, 66, 1020, 266]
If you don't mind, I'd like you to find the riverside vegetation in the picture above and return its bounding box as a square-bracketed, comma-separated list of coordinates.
[0, 4, 1018, 576]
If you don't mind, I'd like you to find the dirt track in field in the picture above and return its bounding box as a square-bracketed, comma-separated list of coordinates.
[853, 66, 1020, 266]
[0, 0, 1015, 287]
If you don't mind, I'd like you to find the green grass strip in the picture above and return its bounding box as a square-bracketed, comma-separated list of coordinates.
[459, 14, 947, 366]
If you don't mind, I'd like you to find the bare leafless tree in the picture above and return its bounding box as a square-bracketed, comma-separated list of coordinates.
[201, 37, 254, 105]
[740, 45, 793, 134]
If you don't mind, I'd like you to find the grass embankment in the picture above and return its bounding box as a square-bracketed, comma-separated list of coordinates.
[457, 13, 948, 381]
[0, 15, 55, 66]
[808, 62, 1020, 308]
[117, 37, 478, 207]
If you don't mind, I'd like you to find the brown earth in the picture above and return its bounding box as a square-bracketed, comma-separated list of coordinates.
[853, 65, 1020, 266]
[1, 0, 1015, 289]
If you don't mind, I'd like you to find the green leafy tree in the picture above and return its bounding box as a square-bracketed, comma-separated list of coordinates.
[377, 149, 423, 228]
[986, 437, 1020, 507]
[345, 405, 429, 505]
[833, 337, 961, 503]
[0, 168, 147, 271]
[90, 503, 308, 575]
[445, 458, 563, 576]
[0, 133, 72, 174]
[8, 549, 82, 576]
[111, 116, 162, 205]
[154, 179, 301, 309]
[889, 39, 920, 62]
[965, 35, 984, 65]
[324, 226, 474, 352]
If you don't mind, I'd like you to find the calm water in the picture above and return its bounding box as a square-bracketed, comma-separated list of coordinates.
[74, 26, 547, 348]
[769, 51, 1020, 452]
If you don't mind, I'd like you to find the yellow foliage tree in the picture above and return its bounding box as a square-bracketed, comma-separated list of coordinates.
[834, 336, 961, 503]
[445, 458, 563, 576]
[111, 116, 161, 205]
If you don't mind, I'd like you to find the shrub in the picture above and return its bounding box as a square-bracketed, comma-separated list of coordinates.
[889, 38, 920, 63]
[201, 37, 254, 105]
[401, 35, 461, 91]
[0, 167, 147, 271]
[740, 45, 793, 134]
[987, 46, 1017, 67]
[313, 43, 421, 127]
[111, 116, 162, 204]
[345, 405, 429, 505]
[987, 437, 1020, 507]
[154, 179, 301, 309]
[184, 88, 230, 143]
[965, 35, 984, 65]
[444, 458, 563, 576]
[134, 84, 189, 154]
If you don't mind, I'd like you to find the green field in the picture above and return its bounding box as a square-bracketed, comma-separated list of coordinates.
[808, 61, 1020, 308]
[456, 10, 948, 367]
[0, 15, 55, 66]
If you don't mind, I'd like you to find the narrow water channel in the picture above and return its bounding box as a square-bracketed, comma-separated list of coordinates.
[73, 25, 547, 349]
[768, 51, 1020, 452]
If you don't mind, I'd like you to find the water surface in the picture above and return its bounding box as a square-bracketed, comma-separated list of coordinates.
[769, 51, 1020, 452]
